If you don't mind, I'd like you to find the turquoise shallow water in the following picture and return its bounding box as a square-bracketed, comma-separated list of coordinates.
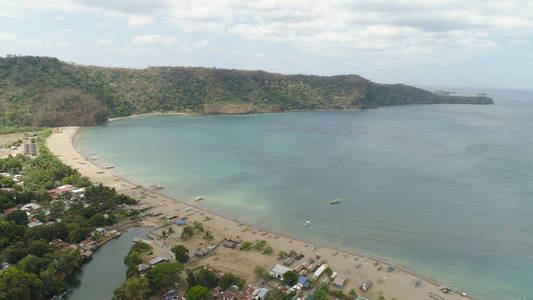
[76, 89, 533, 299]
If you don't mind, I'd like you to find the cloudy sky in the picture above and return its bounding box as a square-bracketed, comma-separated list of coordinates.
[1, 0, 532, 89]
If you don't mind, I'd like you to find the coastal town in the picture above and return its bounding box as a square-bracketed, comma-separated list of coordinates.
[0, 127, 475, 300]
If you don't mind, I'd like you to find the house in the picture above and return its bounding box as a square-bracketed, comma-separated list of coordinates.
[95, 227, 105, 233]
[332, 274, 348, 289]
[56, 185, 73, 193]
[138, 263, 150, 273]
[312, 264, 328, 280]
[177, 219, 186, 226]
[27, 221, 43, 228]
[225, 235, 242, 244]
[217, 290, 236, 300]
[149, 256, 167, 266]
[269, 264, 293, 281]
[21, 203, 42, 214]
[223, 240, 237, 248]
[164, 290, 178, 300]
[252, 288, 269, 300]
[283, 256, 295, 266]
[50, 239, 69, 248]
[3, 206, 19, 215]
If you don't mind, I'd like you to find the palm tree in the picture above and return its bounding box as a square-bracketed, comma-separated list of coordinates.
[161, 230, 168, 246]
[203, 231, 214, 247]
[348, 288, 357, 300]
[194, 221, 204, 232]
[168, 227, 175, 239]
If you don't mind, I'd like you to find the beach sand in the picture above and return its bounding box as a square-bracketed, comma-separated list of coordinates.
[0, 133, 24, 158]
[47, 126, 470, 300]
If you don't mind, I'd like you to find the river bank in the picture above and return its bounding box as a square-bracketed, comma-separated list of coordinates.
[47, 126, 472, 300]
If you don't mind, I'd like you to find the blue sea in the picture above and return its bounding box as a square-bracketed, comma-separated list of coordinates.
[76, 88, 533, 299]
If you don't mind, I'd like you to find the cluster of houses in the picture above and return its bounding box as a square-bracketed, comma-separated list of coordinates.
[267, 252, 360, 300]
[1, 183, 89, 229]
[0, 172, 24, 187]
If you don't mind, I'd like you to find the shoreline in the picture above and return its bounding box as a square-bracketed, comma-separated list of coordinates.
[49, 126, 475, 300]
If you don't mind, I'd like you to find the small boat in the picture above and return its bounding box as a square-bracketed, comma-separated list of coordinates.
[304, 220, 311, 227]
[195, 196, 204, 201]
[329, 199, 342, 205]
[104, 166, 114, 169]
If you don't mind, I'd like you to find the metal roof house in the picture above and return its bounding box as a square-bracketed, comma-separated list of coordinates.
[269, 264, 293, 280]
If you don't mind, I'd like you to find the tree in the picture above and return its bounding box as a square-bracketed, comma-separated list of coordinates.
[324, 267, 333, 277]
[5, 241, 28, 263]
[185, 285, 209, 300]
[332, 290, 346, 299]
[278, 251, 287, 260]
[50, 201, 65, 219]
[266, 289, 285, 300]
[282, 270, 298, 286]
[262, 246, 273, 255]
[348, 288, 358, 300]
[161, 230, 168, 246]
[0, 267, 45, 300]
[253, 240, 266, 250]
[16, 255, 42, 275]
[196, 269, 218, 289]
[203, 231, 213, 247]
[240, 241, 252, 251]
[28, 239, 53, 257]
[313, 290, 328, 300]
[122, 276, 151, 300]
[186, 269, 197, 288]
[5, 210, 27, 225]
[181, 226, 194, 240]
[193, 222, 204, 232]
[219, 273, 245, 289]
[146, 262, 183, 292]
[254, 266, 269, 282]
[167, 227, 175, 239]
[171, 245, 190, 264]
[55, 249, 82, 277]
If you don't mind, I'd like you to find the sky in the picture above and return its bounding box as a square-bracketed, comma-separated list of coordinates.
[0, 0, 532, 89]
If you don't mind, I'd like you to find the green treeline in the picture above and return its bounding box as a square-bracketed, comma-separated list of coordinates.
[0, 55, 493, 127]
[0, 131, 137, 300]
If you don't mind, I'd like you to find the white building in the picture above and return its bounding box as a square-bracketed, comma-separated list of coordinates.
[269, 264, 293, 280]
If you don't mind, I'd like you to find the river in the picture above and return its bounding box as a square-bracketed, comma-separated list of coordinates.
[66, 227, 148, 300]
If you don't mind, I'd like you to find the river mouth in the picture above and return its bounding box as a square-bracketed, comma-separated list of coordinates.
[76, 91, 533, 300]
[65, 227, 149, 300]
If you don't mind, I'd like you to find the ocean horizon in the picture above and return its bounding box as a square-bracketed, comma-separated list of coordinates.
[76, 88, 533, 300]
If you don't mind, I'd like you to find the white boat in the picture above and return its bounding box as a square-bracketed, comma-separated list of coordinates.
[304, 220, 311, 227]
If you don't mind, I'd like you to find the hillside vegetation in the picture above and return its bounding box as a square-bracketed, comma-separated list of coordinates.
[0, 56, 493, 127]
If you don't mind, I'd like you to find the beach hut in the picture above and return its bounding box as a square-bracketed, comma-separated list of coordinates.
[269, 264, 293, 280]
[332, 274, 348, 289]
[149, 257, 167, 266]
[253, 288, 269, 300]
[177, 219, 186, 226]
[312, 264, 328, 280]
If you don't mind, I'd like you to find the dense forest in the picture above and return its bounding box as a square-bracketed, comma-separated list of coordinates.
[0, 55, 493, 127]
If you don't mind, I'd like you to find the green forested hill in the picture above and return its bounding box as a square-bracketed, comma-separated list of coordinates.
[0, 56, 493, 127]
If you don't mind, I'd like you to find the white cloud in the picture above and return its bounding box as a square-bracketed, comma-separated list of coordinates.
[98, 38, 112, 44]
[0, 33, 19, 41]
[131, 34, 177, 45]
[128, 16, 154, 28]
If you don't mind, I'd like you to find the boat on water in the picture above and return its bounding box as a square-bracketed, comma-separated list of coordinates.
[329, 199, 342, 205]
[104, 166, 114, 169]
[195, 196, 204, 201]
[150, 185, 164, 190]
[304, 220, 311, 227]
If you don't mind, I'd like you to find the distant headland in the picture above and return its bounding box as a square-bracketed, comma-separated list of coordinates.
[0, 55, 493, 127]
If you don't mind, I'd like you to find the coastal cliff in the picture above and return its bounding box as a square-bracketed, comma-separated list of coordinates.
[0, 56, 493, 127]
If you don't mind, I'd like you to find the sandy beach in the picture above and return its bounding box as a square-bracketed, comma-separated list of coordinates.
[46, 126, 471, 300]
